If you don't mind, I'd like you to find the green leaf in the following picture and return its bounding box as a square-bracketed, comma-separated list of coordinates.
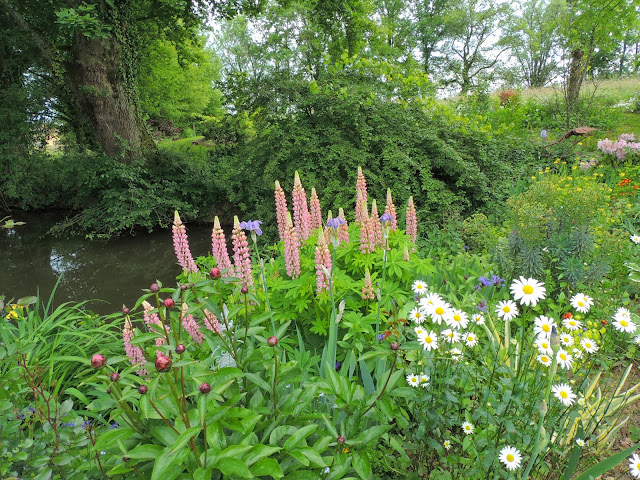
[250, 457, 284, 478]
[353, 451, 372, 479]
[169, 426, 202, 455]
[245, 372, 272, 392]
[283, 424, 318, 450]
[215, 457, 253, 478]
[127, 444, 164, 460]
[244, 444, 282, 466]
[52, 453, 74, 466]
[575, 442, 639, 480]
[350, 425, 391, 446]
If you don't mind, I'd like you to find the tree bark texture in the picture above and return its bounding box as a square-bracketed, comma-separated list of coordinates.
[565, 48, 583, 127]
[68, 32, 155, 159]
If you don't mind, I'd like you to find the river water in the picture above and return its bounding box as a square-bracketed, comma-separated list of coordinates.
[1, 212, 216, 315]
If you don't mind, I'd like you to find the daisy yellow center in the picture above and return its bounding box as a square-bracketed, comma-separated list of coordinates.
[621, 320, 628, 327]
[467, 336, 472, 341]
[560, 353, 567, 360]
[426, 337, 433, 344]
[417, 285, 423, 290]
[465, 426, 470, 431]
[578, 301, 584, 306]
[448, 333, 454, 338]
[454, 314, 461, 322]
[435, 307, 444, 315]
[543, 325, 550, 332]
[506, 454, 514, 462]
[411, 377, 417, 382]
[503, 306, 511, 313]
[542, 356, 549, 362]
[585, 342, 591, 348]
[560, 391, 568, 398]
[416, 312, 422, 318]
[569, 321, 576, 326]
[523, 285, 534, 294]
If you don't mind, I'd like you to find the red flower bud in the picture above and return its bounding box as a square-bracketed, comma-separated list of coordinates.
[390, 342, 399, 351]
[180, 283, 188, 291]
[200, 383, 211, 394]
[110, 372, 120, 382]
[155, 354, 172, 372]
[91, 354, 106, 369]
[164, 298, 175, 308]
[241, 286, 249, 295]
[138, 385, 148, 394]
[210, 267, 221, 279]
[122, 307, 130, 315]
[175, 344, 185, 354]
[267, 336, 278, 347]
[150, 283, 160, 293]
[337, 436, 346, 444]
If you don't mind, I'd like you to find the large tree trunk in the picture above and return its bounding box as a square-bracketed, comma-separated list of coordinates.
[565, 48, 584, 128]
[67, 32, 155, 159]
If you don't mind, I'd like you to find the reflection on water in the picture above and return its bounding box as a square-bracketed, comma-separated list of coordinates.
[1, 212, 215, 315]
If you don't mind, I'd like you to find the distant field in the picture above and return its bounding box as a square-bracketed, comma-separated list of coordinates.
[516, 77, 640, 102]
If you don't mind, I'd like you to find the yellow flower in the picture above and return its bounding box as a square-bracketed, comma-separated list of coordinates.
[576, 188, 582, 192]
[572, 166, 578, 170]
[577, 142, 583, 145]
[562, 161, 567, 164]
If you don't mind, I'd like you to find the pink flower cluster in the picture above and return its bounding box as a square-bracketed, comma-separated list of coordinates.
[204, 309, 222, 334]
[359, 205, 375, 253]
[172, 211, 199, 273]
[385, 189, 398, 230]
[370, 200, 383, 248]
[310, 187, 322, 230]
[123, 317, 147, 375]
[211, 216, 232, 272]
[338, 208, 350, 245]
[315, 229, 332, 294]
[355, 167, 368, 224]
[406, 196, 417, 243]
[597, 134, 640, 160]
[293, 171, 311, 243]
[275, 180, 289, 241]
[284, 212, 301, 278]
[181, 303, 205, 344]
[232, 216, 254, 289]
[143, 300, 168, 352]
[361, 268, 374, 300]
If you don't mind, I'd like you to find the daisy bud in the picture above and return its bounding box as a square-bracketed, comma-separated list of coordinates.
[155, 354, 172, 373]
[175, 344, 185, 354]
[267, 336, 278, 347]
[200, 383, 211, 394]
[110, 372, 120, 382]
[138, 385, 148, 394]
[91, 354, 106, 369]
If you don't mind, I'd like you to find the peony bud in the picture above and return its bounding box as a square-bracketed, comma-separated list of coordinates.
[180, 283, 188, 291]
[241, 286, 249, 295]
[337, 436, 346, 444]
[110, 372, 119, 382]
[164, 298, 175, 308]
[91, 354, 106, 369]
[210, 267, 221, 279]
[150, 283, 160, 293]
[390, 342, 399, 351]
[175, 344, 185, 354]
[122, 307, 130, 315]
[138, 385, 148, 394]
[267, 336, 278, 347]
[200, 383, 211, 394]
[155, 354, 172, 373]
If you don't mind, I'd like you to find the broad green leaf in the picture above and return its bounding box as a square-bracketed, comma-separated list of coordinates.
[244, 444, 282, 466]
[127, 444, 164, 459]
[245, 372, 272, 392]
[283, 424, 318, 450]
[52, 453, 74, 466]
[215, 457, 253, 478]
[169, 426, 202, 455]
[350, 425, 392, 446]
[575, 442, 639, 480]
[250, 457, 284, 478]
[353, 451, 372, 479]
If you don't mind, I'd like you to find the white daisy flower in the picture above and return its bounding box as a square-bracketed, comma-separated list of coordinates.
[443, 440, 451, 450]
[576, 438, 585, 447]
[580, 337, 599, 354]
[556, 349, 574, 369]
[419, 292, 442, 310]
[499, 446, 522, 471]
[536, 337, 553, 355]
[631, 235, 640, 245]
[428, 300, 451, 325]
[406, 373, 419, 387]
[533, 316, 556, 338]
[562, 316, 583, 331]
[552, 383, 577, 406]
[496, 300, 519, 321]
[510, 276, 546, 306]
[464, 332, 478, 347]
[471, 313, 485, 325]
[614, 307, 632, 321]
[419, 374, 430, 388]
[559, 333, 574, 347]
[573, 348, 584, 359]
[450, 347, 463, 361]
[414, 325, 427, 337]
[613, 318, 637, 333]
[409, 307, 428, 325]
[445, 308, 469, 330]
[570, 293, 593, 314]
[461, 421, 474, 435]
[629, 453, 640, 478]
[412, 280, 429, 295]
[441, 328, 461, 343]
[537, 353, 552, 366]
[418, 330, 439, 351]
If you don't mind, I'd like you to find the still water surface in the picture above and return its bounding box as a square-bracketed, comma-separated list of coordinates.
[1, 212, 215, 314]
